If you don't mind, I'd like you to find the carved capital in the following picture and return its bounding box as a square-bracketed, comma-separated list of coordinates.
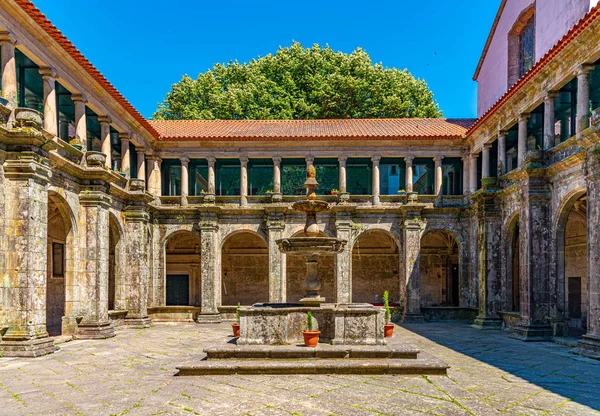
[0, 31, 17, 45]
[404, 154, 415, 163]
[371, 154, 381, 163]
[576, 64, 595, 77]
[206, 155, 216, 165]
[97, 115, 112, 125]
[71, 93, 87, 104]
[272, 155, 282, 164]
[518, 113, 530, 122]
[433, 154, 445, 163]
[180, 155, 190, 164]
[38, 66, 57, 79]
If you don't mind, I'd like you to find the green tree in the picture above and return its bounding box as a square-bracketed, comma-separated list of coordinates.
[153, 42, 441, 120]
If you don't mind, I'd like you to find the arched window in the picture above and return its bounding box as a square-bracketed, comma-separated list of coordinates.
[518, 17, 535, 78]
[508, 6, 535, 87]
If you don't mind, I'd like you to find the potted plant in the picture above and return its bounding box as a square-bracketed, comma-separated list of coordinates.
[383, 290, 394, 337]
[303, 311, 320, 347]
[330, 188, 339, 196]
[232, 302, 241, 338]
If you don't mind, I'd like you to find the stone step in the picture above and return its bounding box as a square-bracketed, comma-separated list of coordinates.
[177, 355, 448, 376]
[204, 343, 420, 360]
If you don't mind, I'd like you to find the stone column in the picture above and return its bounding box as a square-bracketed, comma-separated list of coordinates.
[273, 156, 281, 193]
[180, 155, 189, 204]
[469, 153, 478, 193]
[518, 113, 529, 166]
[0, 31, 17, 106]
[122, 207, 152, 328]
[266, 210, 286, 302]
[497, 131, 507, 177]
[0, 154, 57, 357]
[462, 155, 470, 195]
[39, 67, 57, 136]
[147, 155, 161, 197]
[72, 93, 88, 151]
[543, 92, 557, 150]
[338, 155, 347, 193]
[76, 191, 115, 339]
[137, 147, 146, 181]
[197, 213, 221, 323]
[371, 155, 381, 205]
[240, 156, 248, 206]
[98, 116, 112, 169]
[405, 155, 414, 192]
[402, 210, 423, 321]
[433, 155, 444, 195]
[576, 65, 595, 134]
[206, 156, 216, 203]
[306, 155, 314, 168]
[482, 144, 491, 178]
[120, 133, 130, 177]
[334, 211, 353, 304]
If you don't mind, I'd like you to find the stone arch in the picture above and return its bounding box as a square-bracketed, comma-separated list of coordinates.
[287, 230, 336, 303]
[419, 229, 460, 307]
[46, 190, 78, 336]
[504, 213, 521, 312]
[164, 230, 201, 306]
[351, 229, 401, 304]
[221, 230, 269, 305]
[555, 188, 588, 333]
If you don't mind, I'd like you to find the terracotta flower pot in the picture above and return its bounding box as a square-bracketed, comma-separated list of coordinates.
[232, 323, 240, 338]
[303, 330, 320, 347]
[384, 323, 394, 338]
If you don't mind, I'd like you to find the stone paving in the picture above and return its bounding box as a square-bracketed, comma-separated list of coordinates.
[0, 322, 599, 416]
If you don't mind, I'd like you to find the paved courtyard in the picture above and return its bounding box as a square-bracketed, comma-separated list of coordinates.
[0, 322, 599, 416]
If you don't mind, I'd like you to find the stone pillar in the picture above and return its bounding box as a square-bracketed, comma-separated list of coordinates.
[543, 92, 557, 150]
[574, 149, 600, 358]
[122, 207, 152, 328]
[266, 210, 286, 302]
[76, 191, 115, 339]
[576, 65, 595, 134]
[518, 113, 529, 166]
[462, 156, 470, 195]
[120, 133, 130, 177]
[206, 156, 216, 203]
[402, 211, 423, 321]
[273, 156, 281, 193]
[0, 154, 58, 357]
[0, 31, 17, 106]
[497, 131, 507, 177]
[98, 116, 112, 169]
[39, 67, 57, 136]
[72, 93, 88, 151]
[147, 155, 161, 197]
[197, 213, 221, 323]
[512, 176, 553, 341]
[240, 156, 248, 206]
[371, 155, 381, 205]
[405, 155, 414, 192]
[338, 155, 347, 193]
[433, 155, 443, 195]
[469, 153, 478, 193]
[306, 155, 314, 168]
[137, 147, 146, 181]
[482, 144, 491, 178]
[334, 211, 353, 304]
[180, 155, 189, 204]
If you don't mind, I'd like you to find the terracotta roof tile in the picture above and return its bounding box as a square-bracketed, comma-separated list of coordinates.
[148, 118, 475, 141]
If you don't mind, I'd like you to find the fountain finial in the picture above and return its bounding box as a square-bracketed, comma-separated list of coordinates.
[305, 165, 318, 200]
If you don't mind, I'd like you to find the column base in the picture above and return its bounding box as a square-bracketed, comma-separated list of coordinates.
[472, 315, 502, 329]
[572, 334, 600, 360]
[510, 323, 552, 341]
[123, 316, 152, 329]
[0, 335, 58, 358]
[403, 313, 424, 323]
[76, 321, 116, 340]
[196, 313, 222, 324]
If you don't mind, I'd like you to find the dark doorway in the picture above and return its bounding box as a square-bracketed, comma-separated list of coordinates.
[568, 277, 582, 318]
[166, 274, 189, 306]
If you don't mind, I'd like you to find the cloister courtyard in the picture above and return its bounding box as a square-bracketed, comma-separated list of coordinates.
[1, 323, 599, 416]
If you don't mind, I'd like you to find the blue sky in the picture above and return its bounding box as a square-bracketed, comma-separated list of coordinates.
[33, 0, 501, 119]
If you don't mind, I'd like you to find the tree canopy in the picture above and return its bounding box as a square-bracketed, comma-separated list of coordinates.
[153, 42, 441, 120]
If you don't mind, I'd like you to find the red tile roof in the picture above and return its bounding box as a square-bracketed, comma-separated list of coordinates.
[15, 0, 159, 138]
[468, 2, 600, 137]
[148, 118, 475, 141]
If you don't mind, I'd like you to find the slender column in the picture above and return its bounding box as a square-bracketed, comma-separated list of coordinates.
[267, 212, 286, 302]
[335, 212, 353, 304]
[147, 155, 161, 197]
[433, 155, 444, 195]
[462, 155, 470, 195]
[120, 133, 130, 177]
[72, 93, 88, 151]
[497, 131, 507, 177]
[405, 155, 414, 192]
[0, 32, 17, 106]
[543, 92, 557, 149]
[371, 155, 381, 205]
[577, 65, 595, 134]
[482, 144, 491, 178]
[197, 214, 221, 323]
[402, 212, 423, 321]
[206, 156, 216, 203]
[240, 156, 248, 206]
[136, 147, 146, 181]
[180, 155, 189, 202]
[98, 116, 112, 168]
[518, 113, 529, 166]
[273, 156, 281, 194]
[39, 67, 57, 136]
[338, 155, 347, 193]
[469, 153, 478, 193]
